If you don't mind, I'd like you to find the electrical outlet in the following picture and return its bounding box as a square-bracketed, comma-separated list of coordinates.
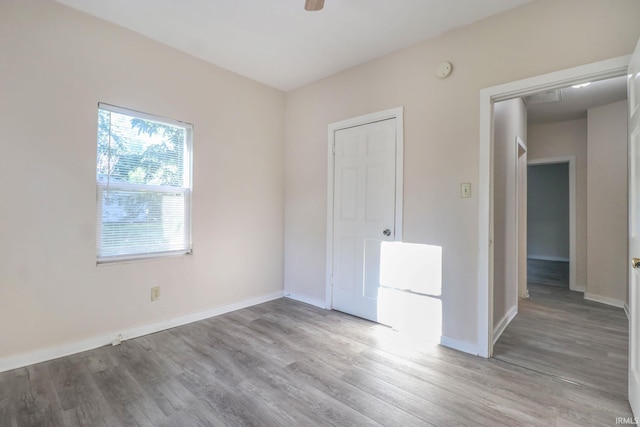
[461, 182, 471, 198]
[151, 286, 161, 301]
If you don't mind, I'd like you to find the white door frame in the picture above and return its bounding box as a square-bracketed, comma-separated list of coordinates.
[478, 55, 630, 358]
[527, 156, 578, 292]
[515, 136, 527, 301]
[325, 107, 404, 309]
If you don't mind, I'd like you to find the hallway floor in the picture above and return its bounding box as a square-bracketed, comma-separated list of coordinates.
[494, 283, 629, 399]
[527, 259, 570, 288]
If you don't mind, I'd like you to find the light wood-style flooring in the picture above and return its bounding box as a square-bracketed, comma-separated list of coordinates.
[495, 282, 629, 402]
[527, 259, 570, 288]
[1, 296, 633, 426]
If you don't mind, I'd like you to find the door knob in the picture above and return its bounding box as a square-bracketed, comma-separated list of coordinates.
[383, 229, 391, 237]
[633, 258, 640, 269]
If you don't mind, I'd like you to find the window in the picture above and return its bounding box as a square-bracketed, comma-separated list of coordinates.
[96, 103, 193, 263]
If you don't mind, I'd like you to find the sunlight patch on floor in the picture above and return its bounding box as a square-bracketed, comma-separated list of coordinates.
[377, 242, 442, 345]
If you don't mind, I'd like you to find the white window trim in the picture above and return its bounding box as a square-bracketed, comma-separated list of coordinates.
[96, 103, 193, 264]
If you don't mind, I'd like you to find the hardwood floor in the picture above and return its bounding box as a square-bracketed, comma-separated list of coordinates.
[495, 283, 629, 402]
[1, 297, 633, 426]
[527, 259, 570, 288]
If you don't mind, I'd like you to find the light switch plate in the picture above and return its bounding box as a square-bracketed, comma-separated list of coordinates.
[151, 286, 161, 301]
[461, 183, 471, 198]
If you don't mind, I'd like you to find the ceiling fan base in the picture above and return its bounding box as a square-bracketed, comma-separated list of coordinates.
[305, 0, 325, 11]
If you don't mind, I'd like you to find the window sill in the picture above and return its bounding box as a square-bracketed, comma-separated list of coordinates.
[96, 250, 193, 267]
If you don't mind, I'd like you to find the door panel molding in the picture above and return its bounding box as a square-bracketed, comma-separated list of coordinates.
[326, 107, 404, 309]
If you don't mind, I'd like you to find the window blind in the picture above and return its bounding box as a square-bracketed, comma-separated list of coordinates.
[96, 103, 193, 263]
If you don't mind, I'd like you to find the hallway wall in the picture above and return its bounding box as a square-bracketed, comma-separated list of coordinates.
[493, 98, 526, 337]
[586, 100, 628, 306]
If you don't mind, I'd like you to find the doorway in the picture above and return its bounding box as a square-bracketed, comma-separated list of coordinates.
[477, 55, 630, 358]
[526, 158, 576, 291]
[493, 81, 630, 401]
[331, 118, 397, 321]
[485, 59, 632, 407]
[325, 107, 404, 320]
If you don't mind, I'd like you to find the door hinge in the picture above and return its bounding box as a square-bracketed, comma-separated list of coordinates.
[330, 275, 334, 286]
[332, 142, 335, 155]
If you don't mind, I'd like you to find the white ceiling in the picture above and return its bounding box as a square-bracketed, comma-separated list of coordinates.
[526, 76, 628, 125]
[56, 0, 533, 91]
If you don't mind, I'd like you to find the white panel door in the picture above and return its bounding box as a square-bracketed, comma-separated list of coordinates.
[332, 118, 396, 322]
[629, 37, 640, 418]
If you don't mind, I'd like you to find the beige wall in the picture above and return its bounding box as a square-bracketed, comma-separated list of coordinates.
[493, 99, 526, 331]
[0, 0, 285, 359]
[525, 119, 587, 290]
[587, 100, 628, 305]
[284, 0, 640, 346]
[2, 0, 638, 361]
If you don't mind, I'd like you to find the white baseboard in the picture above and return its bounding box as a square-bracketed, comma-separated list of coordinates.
[284, 292, 327, 309]
[527, 255, 570, 262]
[583, 292, 625, 309]
[492, 306, 517, 346]
[624, 302, 630, 319]
[0, 290, 284, 374]
[440, 336, 479, 356]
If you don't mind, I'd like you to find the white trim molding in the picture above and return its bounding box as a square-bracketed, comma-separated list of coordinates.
[584, 292, 626, 309]
[0, 290, 284, 374]
[440, 336, 480, 356]
[478, 55, 631, 358]
[515, 136, 527, 304]
[284, 292, 327, 309]
[325, 107, 404, 309]
[625, 302, 630, 319]
[492, 306, 517, 346]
